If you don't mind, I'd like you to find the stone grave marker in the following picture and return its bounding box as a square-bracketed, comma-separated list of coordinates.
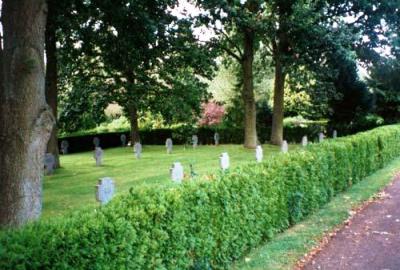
[44, 153, 55, 175]
[220, 152, 230, 171]
[120, 134, 127, 147]
[93, 137, 100, 147]
[256, 145, 263, 163]
[166, 138, 173, 154]
[281, 140, 288, 153]
[61, 140, 69, 154]
[94, 147, 104, 166]
[134, 142, 142, 159]
[192, 135, 198, 148]
[214, 132, 220, 146]
[95, 177, 115, 205]
[301, 136, 308, 147]
[190, 164, 197, 178]
[170, 162, 184, 183]
[333, 130, 337, 139]
[319, 132, 324, 143]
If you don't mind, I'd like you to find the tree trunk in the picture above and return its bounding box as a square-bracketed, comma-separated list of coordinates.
[0, 0, 54, 227]
[270, 59, 286, 145]
[241, 30, 257, 149]
[45, 0, 60, 168]
[129, 105, 140, 144]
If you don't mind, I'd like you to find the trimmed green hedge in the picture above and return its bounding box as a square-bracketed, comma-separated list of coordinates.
[2, 125, 400, 269]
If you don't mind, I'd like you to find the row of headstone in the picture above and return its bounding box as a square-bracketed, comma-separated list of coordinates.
[95, 177, 115, 205]
[120, 134, 127, 147]
[61, 140, 69, 154]
[214, 132, 220, 145]
[44, 153, 56, 175]
[256, 145, 263, 162]
[166, 138, 173, 154]
[170, 146, 268, 183]
[94, 147, 104, 166]
[281, 140, 288, 153]
[192, 135, 198, 148]
[134, 142, 142, 159]
[220, 152, 230, 171]
[93, 130, 338, 203]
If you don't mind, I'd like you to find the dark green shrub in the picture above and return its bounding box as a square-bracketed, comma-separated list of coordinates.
[2, 125, 400, 269]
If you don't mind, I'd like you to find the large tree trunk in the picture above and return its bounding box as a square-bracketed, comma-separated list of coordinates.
[241, 30, 257, 149]
[45, 0, 60, 168]
[0, 0, 54, 227]
[129, 105, 140, 144]
[270, 59, 286, 145]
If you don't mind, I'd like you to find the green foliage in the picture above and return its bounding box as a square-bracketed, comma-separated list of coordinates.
[57, 0, 215, 134]
[3, 125, 400, 269]
[368, 58, 400, 122]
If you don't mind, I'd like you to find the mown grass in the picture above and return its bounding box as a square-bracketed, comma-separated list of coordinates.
[231, 157, 400, 270]
[43, 144, 289, 218]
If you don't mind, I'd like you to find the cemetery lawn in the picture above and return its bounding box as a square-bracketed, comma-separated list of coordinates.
[231, 156, 400, 270]
[43, 144, 287, 218]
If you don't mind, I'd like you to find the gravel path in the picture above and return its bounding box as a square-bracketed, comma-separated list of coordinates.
[301, 176, 400, 270]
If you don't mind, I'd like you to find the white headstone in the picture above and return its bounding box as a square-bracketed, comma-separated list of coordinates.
[120, 134, 127, 147]
[94, 147, 104, 166]
[166, 138, 173, 154]
[170, 162, 184, 183]
[192, 135, 198, 148]
[281, 140, 288, 153]
[44, 153, 55, 175]
[319, 133, 324, 143]
[333, 130, 337, 139]
[301, 136, 308, 147]
[220, 152, 230, 171]
[214, 132, 220, 145]
[93, 137, 100, 147]
[134, 142, 142, 159]
[95, 177, 115, 205]
[255, 145, 263, 163]
[61, 140, 69, 154]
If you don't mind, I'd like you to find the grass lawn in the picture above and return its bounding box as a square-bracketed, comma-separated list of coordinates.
[43, 144, 288, 218]
[231, 157, 400, 270]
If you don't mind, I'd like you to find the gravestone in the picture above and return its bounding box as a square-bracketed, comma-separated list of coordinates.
[61, 140, 69, 154]
[134, 142, 142, 159]
[301, 136, 308, 147]
[166, 138, 173, 154]
[281, 140, 288, 153]
[94, 147, 104, 166]
[333, 130, 337, 139]
[319, 133, 324, 143]
[214, 132, 220, 146]
[170, 162, 184, 183]
[120, 134, 127, 147]
[220, 152, 230, 171]
[190, 164, 197, 178]
[44, 153, 55, 175]
[93, 137, 100, 147]
[95, 177, 115, 205]
[192, 135, 198, 148]
[256, 145, 263, 163]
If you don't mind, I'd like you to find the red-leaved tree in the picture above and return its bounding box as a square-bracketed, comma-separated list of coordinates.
[199, 102, 225, 127]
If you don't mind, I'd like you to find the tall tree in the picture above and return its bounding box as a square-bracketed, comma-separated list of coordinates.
[258, 0, 400, 144]
[195, 0, 265, 148]
[0, 0, 55, 227]
[58, 0, 214, 143]
[45, 0, 60, 168]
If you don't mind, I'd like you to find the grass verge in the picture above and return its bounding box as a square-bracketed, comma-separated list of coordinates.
[231, 157, 400, 270]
